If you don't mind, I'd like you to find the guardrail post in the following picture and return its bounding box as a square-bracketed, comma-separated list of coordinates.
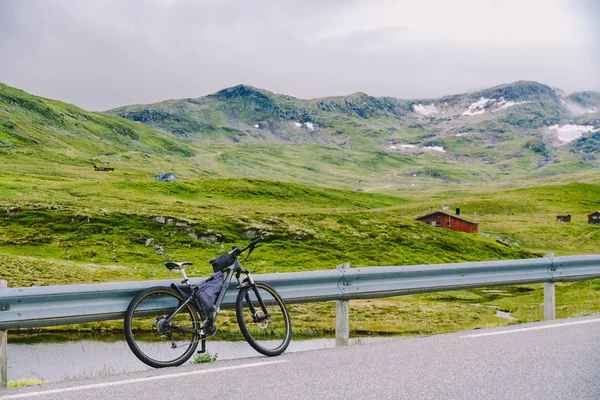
[544, 253, 556, 321]
[544, 282, 556, 320]
[1, 280, 7, 389]
[336, 263, 350, 346]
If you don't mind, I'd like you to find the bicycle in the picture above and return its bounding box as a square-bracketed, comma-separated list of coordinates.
[124, 236, 292, 368]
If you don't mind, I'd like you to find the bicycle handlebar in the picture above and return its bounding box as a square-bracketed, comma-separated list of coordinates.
[232, 235, 264, 257]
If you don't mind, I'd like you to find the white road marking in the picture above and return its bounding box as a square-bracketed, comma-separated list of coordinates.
[0, 359, 288, 399]
[464, 318, 600, 338]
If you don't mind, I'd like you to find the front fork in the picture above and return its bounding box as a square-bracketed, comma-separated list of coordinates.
[237, 270, 270, 323]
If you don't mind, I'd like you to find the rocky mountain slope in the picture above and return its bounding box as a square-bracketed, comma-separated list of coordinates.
[1, 80, 599, 188]
[107, 81, 600, 166]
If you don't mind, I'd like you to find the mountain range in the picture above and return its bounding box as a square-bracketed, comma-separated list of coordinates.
[107, 81, 600, 155]
[1, 80, 599, 187]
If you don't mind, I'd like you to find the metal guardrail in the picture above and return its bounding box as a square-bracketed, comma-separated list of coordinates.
[2, 255, 600, 330]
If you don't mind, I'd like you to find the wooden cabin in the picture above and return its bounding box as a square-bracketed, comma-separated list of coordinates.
[556, 214, 571, 223]
[416, 211, 479, 233]
[93, 165, 115, 172]
[589, 212, 600, 224]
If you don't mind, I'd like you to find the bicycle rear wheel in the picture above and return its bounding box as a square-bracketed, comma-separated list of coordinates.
[235, 282, 291, 356]
[124, 287, 200, 368]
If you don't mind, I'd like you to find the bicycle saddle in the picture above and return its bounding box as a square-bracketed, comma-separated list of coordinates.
[165, 261, 193, 270]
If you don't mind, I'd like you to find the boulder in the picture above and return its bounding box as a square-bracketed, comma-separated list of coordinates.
[156, 173, 177, 182]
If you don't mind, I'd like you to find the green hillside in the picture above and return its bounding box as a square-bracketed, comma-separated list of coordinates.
[0, 83, 550, 290]
[0, 83, 193, 158]
[0, 82, 598, 284]
[2, 82, 600, 339]
[107, 81, 600, 182]
[1, 82, 561, 191]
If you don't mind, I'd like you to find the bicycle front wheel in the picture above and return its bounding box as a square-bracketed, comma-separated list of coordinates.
[236, 282, 292, 356]
[124, 287, 200, 368]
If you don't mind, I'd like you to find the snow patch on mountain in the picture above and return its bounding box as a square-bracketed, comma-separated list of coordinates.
[292, 121, 315, 130]
[462, 97, 531, 116]
[492, 99, 530, 112]
[389, 144, 445, 152]
[549, 124, 598, 142]
[424, 146, 446, 153]
[413, 103, 438, 116]
[463, 98, 491, 116]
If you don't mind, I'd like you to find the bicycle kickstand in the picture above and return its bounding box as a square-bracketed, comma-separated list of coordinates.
[198, 334, 207, 354]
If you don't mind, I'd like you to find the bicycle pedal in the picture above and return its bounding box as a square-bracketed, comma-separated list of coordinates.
[203, 323, 217, 338]
[205, 328, 218, 338]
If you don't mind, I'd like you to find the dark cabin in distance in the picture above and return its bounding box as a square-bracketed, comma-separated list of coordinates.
[416, 208, 479, 233]
[589, 212, 600, 224]
[556, 214, 571, 223]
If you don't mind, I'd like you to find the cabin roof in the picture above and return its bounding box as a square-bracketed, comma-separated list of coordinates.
[415, 211, 479, 225]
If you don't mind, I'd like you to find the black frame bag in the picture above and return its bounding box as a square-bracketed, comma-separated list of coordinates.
[210, 253, 236, 273]
[196, 271, 224, 318]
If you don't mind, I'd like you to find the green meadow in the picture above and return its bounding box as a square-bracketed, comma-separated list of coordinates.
[3, 167, 599, 336]
[2, 81, 600, 338]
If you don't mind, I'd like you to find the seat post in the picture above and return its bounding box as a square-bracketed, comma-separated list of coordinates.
[180, 268, 190, 285]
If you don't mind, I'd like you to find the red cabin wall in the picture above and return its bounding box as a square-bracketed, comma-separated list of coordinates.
[417, 213, 478, 233]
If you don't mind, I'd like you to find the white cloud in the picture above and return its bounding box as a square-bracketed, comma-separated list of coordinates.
[314, 0, 583, 46]
[0, 0, 597, 110]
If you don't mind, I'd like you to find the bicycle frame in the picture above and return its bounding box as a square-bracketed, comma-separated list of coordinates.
[165, 258, 269, 354]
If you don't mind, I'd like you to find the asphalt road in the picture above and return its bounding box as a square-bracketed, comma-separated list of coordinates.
[3, 316, 600, 400]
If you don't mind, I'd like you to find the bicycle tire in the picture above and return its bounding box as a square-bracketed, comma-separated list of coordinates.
[124, 286, 200, 368]
[235, 282, 292, 356]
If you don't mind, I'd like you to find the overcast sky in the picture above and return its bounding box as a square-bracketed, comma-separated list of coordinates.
[1, 0, 598, 111]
